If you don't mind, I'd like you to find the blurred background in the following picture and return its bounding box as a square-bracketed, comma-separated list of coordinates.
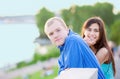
[0, 0, 120, 79]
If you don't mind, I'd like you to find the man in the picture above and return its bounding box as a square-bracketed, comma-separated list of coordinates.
[44, 17, 105, 79]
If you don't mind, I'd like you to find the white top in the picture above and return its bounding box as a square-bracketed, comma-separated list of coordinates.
[54, 68, 98, 79]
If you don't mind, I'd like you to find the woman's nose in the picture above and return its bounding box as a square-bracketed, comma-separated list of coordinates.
[89, 31, 95, 36]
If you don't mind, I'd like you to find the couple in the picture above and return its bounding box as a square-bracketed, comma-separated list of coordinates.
[44, 16, 116, 79]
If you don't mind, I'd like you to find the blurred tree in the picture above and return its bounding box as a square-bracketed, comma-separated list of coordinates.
[115, 12, 120, 20]
[17, 61, 27, 68]
[35, 3, 116, 39]
[77, 6, 95, 31]
[35, 8, 54, 38]
[61, 3, 114, 34]
[93, 3, 114, 26]
[110, 20, 120, 45]
[61, 5, 93, 33]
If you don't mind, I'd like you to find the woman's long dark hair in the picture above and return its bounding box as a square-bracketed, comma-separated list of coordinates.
[81, 16, 116, 76]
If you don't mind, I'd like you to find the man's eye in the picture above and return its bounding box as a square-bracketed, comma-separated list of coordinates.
[49, 33, 53, 36]
[56, 29, 60, 32]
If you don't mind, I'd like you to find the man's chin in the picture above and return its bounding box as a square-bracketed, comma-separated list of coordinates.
[56, 43, 63, 46]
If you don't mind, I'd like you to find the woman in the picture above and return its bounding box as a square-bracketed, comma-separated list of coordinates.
[81, 16, 116, 79]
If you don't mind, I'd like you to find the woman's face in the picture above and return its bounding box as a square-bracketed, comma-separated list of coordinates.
[84, 23, 100, 46]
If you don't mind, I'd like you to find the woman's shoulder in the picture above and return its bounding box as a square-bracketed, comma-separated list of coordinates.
[97, 47, 109, 59]
[98, 47, 108, 54]
[96, 47, 109, 64]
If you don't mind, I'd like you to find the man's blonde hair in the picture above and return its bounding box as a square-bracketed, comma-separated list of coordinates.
[44, 17, 68, 33]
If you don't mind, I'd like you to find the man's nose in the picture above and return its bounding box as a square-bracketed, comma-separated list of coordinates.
[53, 33, 58, 38]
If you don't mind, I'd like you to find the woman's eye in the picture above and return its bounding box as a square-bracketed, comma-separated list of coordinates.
[94, 29, 99, 32]
[87, 28, 91, 31]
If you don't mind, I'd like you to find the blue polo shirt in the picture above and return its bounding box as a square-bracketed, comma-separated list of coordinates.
[58, 30, 105, 79]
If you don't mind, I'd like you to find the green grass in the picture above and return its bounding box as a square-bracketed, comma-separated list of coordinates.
[13, 66, 58, 79]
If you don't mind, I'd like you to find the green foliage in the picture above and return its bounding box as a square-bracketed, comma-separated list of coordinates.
[13, 66, 58, 79]
[13, 77, 21, 79]
[47, 45, 60, 57]
[61, 6, 82, 33]
[115, 12, 120, 20]
[33, 46, 59, 62]
[110, 20, 120, 45]
[61, 2, 114, 34]
[35, 2, 117, 39]
[35, 7, 55, 38]
[16, 60, 37, 69]
[35, 2, 119, 45]
[16, 45, 59, 68]
[29, 71, 40, 79]
[17, 61, 27, 68]
[93, 2, 114, 26]
[76, 6, 95, 31]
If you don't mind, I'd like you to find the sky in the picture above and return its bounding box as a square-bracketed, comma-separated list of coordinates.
[0, 0, 120, 16]
[0, 0, 120, 68]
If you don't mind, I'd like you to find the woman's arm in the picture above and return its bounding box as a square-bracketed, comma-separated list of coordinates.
[96, 47, 109, 64]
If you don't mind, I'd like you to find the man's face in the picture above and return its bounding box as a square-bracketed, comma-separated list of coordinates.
[45, 21, 69, 46]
